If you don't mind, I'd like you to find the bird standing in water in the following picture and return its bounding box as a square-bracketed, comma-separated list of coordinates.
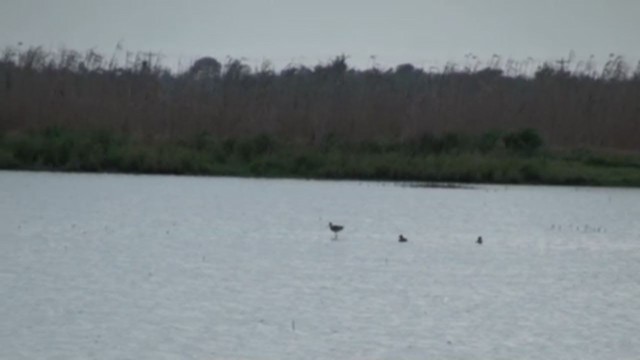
[329, 222, 344, 240]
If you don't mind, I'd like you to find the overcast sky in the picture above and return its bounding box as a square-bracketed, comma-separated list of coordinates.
[1, 0, 638, 70]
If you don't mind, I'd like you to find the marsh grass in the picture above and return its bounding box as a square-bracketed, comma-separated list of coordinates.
[2, 47, 640, 185]
[2, 47, 640, 152]
[2, 127, 640, 186]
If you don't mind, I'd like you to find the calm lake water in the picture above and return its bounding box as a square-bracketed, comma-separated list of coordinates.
[1, 171, 639, 360]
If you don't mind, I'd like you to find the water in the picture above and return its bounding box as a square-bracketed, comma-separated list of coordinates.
[1, 171, 639, 360]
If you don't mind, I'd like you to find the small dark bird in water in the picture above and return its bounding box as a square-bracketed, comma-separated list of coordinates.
[477, 236, 483, 245]
[398, 234, 408, 243]
[329, 222, 344, 239]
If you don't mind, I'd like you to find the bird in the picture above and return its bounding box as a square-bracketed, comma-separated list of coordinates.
[476, 236, 483, 245]
[329, 222, 344, 239]
[398, 234, 408, 243]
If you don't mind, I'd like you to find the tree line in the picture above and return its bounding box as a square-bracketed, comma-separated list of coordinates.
[1, 47, 639, 151]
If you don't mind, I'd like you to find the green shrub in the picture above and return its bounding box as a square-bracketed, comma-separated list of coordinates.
[520, 163, 542, 182]
[236, 134, 276, 161]
[478, 130, 504, 153]
[292, 154, 322, 174]
[0, 148, 17, 167]
[503, 128, 543, 154]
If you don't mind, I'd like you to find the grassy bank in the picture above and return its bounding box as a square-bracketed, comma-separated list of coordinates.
[2, 127, 640, 186]
[3, 47, 640, 186]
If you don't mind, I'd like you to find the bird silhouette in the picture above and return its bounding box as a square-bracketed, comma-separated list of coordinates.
[398, 234, 408, 243]
[477, 236, 483, 245]
[329, 222, 344, 240]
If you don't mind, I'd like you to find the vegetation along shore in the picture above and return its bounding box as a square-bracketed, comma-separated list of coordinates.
[1, 47, 640, 186]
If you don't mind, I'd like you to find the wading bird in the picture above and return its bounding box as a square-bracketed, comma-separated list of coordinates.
[329, 222, 344, 239]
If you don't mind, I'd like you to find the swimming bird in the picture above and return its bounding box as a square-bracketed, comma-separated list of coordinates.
[398, 234, 408, 243]
[329, 222, 344, 239]
[477, 236, 483, 245]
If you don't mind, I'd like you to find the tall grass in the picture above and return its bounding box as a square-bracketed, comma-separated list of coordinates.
[2, 47, 640, 185]
[1, 47, 640, 151]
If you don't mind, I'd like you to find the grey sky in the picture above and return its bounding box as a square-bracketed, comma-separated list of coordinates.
[1, 0, 639, 70]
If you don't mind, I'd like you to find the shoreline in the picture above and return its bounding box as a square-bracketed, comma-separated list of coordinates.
[2, 128, 640, 187]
